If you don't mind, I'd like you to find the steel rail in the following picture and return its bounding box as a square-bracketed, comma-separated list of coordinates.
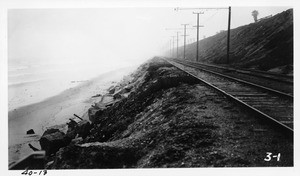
[175, 59, 293, 84]
[172, 59, 293, 99]
[179, 59, 293, 79]
[162, 57, 293, 136]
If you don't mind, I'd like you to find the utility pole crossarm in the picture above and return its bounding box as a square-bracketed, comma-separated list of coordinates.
[175, 7, 228, 11]
[193, 12, 204, 14]
[175, 6, 231, 64]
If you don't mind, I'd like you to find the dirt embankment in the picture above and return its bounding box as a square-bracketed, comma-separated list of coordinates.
[47, 57, 292, 168]
[179, 9, 293, 73]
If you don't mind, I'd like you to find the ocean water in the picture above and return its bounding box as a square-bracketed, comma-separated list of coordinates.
[8, 61, 121, 111]
[8, 60, 136, 164]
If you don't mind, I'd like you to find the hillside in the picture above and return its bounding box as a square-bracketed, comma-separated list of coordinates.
[179, 9, 293, 73]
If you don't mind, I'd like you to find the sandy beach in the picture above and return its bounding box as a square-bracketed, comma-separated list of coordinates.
[8, 66, 135, 164]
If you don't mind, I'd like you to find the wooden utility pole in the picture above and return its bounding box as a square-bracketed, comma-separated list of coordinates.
[193, 12, 204, 62]
[227, 6, 231, 64]
[166, 28, 194, 59]
[181, 24, 189, 59]
[169, 39, 172, 57]
[176, 31, 180, 58]
[171, 36, 176, 57]
[175, 7, 231, 63]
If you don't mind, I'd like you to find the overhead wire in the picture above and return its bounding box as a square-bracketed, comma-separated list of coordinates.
[202, 11, 219, 24]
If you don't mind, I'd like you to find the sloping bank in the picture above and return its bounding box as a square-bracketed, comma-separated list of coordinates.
[42, 57, 292, 168]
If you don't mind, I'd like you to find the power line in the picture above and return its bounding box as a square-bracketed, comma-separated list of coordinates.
[202, 11, 219, 24]
[166, 27, 194, 58]
[175, 6, 231, 64]
[175, 7, 228, 11]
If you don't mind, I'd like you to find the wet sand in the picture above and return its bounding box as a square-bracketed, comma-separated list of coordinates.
[8, 67, 135, 164]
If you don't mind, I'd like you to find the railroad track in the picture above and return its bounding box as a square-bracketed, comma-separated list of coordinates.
[173, 58, 293, 82]
[163, 57, 293, 136]
[172, 58, 293, 95]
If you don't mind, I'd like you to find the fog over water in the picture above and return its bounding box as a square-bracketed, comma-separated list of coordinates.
[8, 61, 125, 110]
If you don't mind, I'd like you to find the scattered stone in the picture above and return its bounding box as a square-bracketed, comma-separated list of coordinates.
[88, 108, 98, 123]
[92, 94, 102, 98]
[65, 129, 77, 140]
[113, 93, 122, 100]
[39, 129, 70, 155]
[26, 129, 35, 135]
[105, 103, 113, 108]
[76, 120, 91, 139]
[71, 137, 83, 144]
[45, 161, 54, 169]
[124, 84, 133, 92]
[88, 108, 104, 123]
[99, 95, 114, 105]
[42, 128, 60, 136]
[108, 86, 116, 94]
[67, 119, 78, 131]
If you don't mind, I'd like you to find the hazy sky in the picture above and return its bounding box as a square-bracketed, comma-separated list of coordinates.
[8, 7, 291, 67]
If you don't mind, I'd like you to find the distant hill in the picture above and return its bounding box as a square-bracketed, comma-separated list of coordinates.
[178, 9, 293, 73]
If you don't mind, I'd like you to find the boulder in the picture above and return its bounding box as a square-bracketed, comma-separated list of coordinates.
[67, 119, 78, 132]
[105, 103, 113, 108]
[39, 129, 70, 155]
[65, 129, 77, 140]
[26, 129, 35, 135]
[76, 120, 91, 139]
[112, 84, 134, 100]
[45, 161, 54, 169]
[124, 84, 133, 92]
[88, 107, 104, 123]
[42, 128, 60, 136]
[88, 107, 98, 123]
[91, 94, 101, 98]
[113, 93, 122, 100]
[108, 86, 116, 94]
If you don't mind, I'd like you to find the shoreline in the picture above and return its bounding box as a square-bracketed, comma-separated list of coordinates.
[8, 66, 136, 164]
